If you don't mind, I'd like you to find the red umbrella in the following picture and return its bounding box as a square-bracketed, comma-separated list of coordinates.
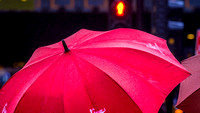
[0, 28, 189, 113]
[176, 54, 200, 113]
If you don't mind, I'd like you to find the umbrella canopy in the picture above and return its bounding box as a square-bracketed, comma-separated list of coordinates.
[0, 28, 189, 113]
[176, 54, 200, 113]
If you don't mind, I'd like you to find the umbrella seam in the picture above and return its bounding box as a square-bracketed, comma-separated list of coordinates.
[70, 28, 142, 49]
[68, 30, 108, 49]
[13, 53, 64, 113]
[72, 48, 170, 98]
[22, 52, 62, 70]
[72, 46, 189, 76]
[69, 52, 99, 110]
[71, 52, 143, 112]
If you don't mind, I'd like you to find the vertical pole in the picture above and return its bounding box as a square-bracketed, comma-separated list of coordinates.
[151, 0, 168, 39]
[136, 0, 143, 30]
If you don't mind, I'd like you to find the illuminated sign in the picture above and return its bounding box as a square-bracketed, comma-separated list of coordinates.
[0, 0, 34, 11]
[0, 0, 108, 12]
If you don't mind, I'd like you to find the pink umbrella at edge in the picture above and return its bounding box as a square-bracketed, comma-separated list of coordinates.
[176, 54, 200, 113]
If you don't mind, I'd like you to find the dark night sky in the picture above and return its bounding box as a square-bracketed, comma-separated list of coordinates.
[1, 10, 200, 67]
[0, 12, 108, 66]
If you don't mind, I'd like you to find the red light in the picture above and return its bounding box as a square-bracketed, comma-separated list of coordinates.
[116, 1, 125, 16]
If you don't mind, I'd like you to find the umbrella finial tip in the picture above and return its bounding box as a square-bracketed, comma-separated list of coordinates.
[62, 39, 70, 53]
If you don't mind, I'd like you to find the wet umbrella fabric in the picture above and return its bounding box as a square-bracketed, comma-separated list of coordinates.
[0, 28, 189, 113]
[176, 54, 200, 113]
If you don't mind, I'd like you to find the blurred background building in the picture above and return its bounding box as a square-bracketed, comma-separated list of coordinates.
[0, 0, 200, 112]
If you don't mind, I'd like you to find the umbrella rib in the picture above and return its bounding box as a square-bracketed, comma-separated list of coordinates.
[22, 52, 62, 70]
[73, 38, 185, 71]
[71, 53, 142, 111]
[68, 29, 109, 49]
[73, 49, 168, 98]
[73, 47, 188, 95]
[13, 53, 64, 113]
[69, 53, 99, 110]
